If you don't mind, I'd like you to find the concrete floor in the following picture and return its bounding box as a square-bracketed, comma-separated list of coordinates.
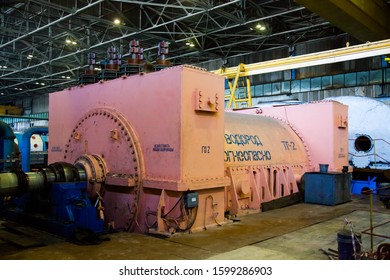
[0, 194, 389, 260]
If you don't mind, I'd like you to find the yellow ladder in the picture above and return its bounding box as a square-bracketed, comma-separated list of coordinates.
[224, 63, 252, 109]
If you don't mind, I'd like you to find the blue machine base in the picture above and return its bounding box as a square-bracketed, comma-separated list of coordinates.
[2, 181, 104, 238]
[351, 177, 377, 195]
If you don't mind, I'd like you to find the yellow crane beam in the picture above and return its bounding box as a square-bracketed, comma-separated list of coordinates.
[213, 39, 390, 78]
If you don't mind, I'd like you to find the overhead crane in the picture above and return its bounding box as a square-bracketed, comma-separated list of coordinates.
[213, 39, 390, 109]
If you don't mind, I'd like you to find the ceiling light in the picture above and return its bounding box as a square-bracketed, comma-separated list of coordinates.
[27, 54, 33, 59]
[66, 76, 70, 79]
[41, 83, 45, 86]
[66, 38, 77, 45]
[256, 23, 266, 31]
[35, 82, 40, 85]
[189, 42, 195, 47]
[61, 76, 66, 78]
[0, 66, 7, 69]
[0, 93, 4, 96]
[186, 42, 190, 46]
[94, 67, 101, 71]
[114, 19, 121, 25]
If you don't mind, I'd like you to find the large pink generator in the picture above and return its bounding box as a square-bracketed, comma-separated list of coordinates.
[49, 65, 349, 235]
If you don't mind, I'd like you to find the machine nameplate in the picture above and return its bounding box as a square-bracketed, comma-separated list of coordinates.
[152, 144, 174, 152]
[51, 146, 62, 152]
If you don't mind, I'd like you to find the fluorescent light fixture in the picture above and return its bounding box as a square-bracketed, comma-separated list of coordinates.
[256, 23, 266, 31]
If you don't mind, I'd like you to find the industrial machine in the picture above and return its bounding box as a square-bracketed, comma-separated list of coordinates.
[0, 65, 349, 236]
[328, 96, 390, 195]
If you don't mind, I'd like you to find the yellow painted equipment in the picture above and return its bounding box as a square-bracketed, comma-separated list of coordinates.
[0, 105, 22, 115]
[224, 112, 310, 215]
[215, 39, 390, 108]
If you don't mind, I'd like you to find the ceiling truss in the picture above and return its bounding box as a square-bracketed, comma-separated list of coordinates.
[0, 0, 345, 103]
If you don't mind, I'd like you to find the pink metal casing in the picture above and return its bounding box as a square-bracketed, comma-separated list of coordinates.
[48, 65, 349, 234]
[49, 66, 229, 233]
[237, 101, 349, 173]
[223, 112, 310, 215]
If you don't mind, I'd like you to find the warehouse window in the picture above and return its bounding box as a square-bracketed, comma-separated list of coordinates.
[345, 73, 357, 87]
[301, 78, 310, 92]
[385, 68, 390, 83]
[369, 70, 382, 84]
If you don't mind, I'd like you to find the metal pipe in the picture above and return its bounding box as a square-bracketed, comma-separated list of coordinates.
[20, 126, 48, 172]
[111, 0, 205, 11]
[374, 139, 377, 167]
[369, 190, 374, 251]
[0, 115, 47, 120]
[361, 220, 390, 239]
[0, 120, 16, 171]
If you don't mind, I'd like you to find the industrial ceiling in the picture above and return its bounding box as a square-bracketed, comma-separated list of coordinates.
[0, 0, 388, 104]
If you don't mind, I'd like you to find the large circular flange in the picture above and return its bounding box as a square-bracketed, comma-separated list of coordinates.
[63, 108, 144, 231]
[74, 154, 107, 201]
[351, 151, 371, 168]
